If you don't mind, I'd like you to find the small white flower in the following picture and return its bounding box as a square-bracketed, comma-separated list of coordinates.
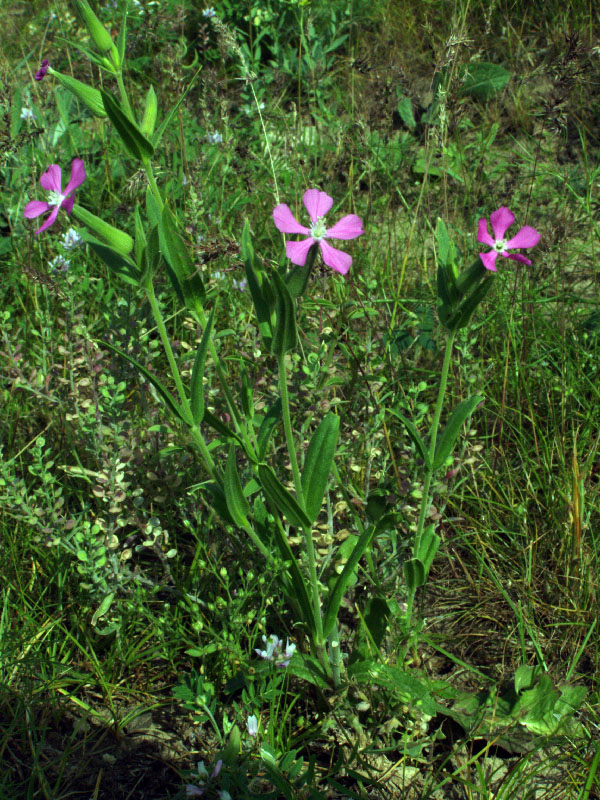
[255, 634, 295, 667]
[62, 227, 82, 250]
[21, 107, 36, 121]
[206, 131, 223, 144]
[233, 277, 247, 291]
[185, 786, 204, 798]
[49, 254, 71, 272]
[213, 271, 224, 280]
[203, 7, 217, 18]
[246, 714, 258, 737]
[218, 792, 231, 800]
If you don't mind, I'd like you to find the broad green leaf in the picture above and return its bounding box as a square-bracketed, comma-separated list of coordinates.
[141, 224, 161, 282]
[256, 399, 282, 461]
[83, 235, 141, 286]
[286, 653, 330, 689]
[270, 270, 297, 356]
[100, 339, 192, 425]
[159, 205, 205, 312]
[348, 661, 442, 716]
[460, 62, 511, 101]
[396, 95, 416, 130]
[404, 558, 426, 591]
[101, 90, 154, 160]
[91, 592, 115, 626]
[322, 523, 375, 639]
[258, 464, 311, 529]
[350, 596, 391, 664]
[301, 413, 340, 524]
[417, 523, 441, 574]
[433, 394, 484, 470]
[224, 445, 252, 528]
[145, 186, 162, 229]
[446, 275, 494, 331]
[190, 305, 215, 424]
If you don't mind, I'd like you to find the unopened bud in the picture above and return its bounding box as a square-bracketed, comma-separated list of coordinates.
[140, 86, 158, 138]
[48, 68, 107, 118]
[71, 205, 134, 256]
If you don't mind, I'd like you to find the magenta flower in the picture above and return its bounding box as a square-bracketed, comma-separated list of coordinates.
[35, 59, 49, 81]
[477, 206, 540, 272]
[273, 189, 364, 275]
[24, 158, 86, 235]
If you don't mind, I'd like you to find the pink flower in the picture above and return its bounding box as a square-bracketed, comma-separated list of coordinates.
[35, 59, 49, 81]
[477, 206, 540, 272]
[24, 158, 86, 234]
[273, 189, 364, 275]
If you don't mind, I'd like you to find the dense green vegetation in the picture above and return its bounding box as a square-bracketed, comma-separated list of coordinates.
[1, 0, 599, 797]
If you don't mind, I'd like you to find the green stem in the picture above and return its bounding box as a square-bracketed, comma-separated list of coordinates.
[145, 278, 216, 478]
[115, 71, 135, 121]
[277, 351, 327, 671]
[406, 327, 457, 625]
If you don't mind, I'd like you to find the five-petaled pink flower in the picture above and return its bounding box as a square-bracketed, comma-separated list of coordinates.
[273, 189, 364, 275]
[477, 206, 540, 272]
[24, 158, 86, 235]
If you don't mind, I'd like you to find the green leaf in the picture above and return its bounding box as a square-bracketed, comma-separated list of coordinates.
[190, 305, 215, 424]
[91, 592, 115, 626]
[397, 95, 416, 130]
[404, 558, 426, 591]
[141, 223, 161, 282]
[447, 275, 494, 331]
[417, 523, 441, 573]
[224, 445, 252, 528]
[134, 207, 146, 268]
[242, 221, 275, 351]
[322, 524, 376, 639]
[386, 409, 431, 469]
[100, 339, 192, 425]
[146, 186, 162, 229]
[116, 0, 129, 68]
[433, 394, 484, 470]
[301, 413, 340, 524]
[284, 243, 318, 299]
[72, 204, 134, 255]
[256, 399, 282, 461]
[258, 464, 311, 529]
[159, 205, 205, 312]
[270, 270, 297, 356]
[286, 653, 330, 689]
[460, 62, 511, 101]
[348, 661, 442, 716]
[83, 235, 141, 286]
[101, 90, 154, 160]
[152, 65, 202, 148]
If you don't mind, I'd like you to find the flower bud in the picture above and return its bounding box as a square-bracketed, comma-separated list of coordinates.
[48, 68, 107, 118]
[73, 0, 120, 66]
[140, 86, 158, 138]
[71, 205, 134, 256]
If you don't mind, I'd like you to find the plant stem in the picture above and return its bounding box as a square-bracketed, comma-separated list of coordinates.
[277, 351, 327, 671]
[406, 327, 457, 626]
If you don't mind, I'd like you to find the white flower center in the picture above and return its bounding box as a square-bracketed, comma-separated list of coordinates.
[47, 190, 65, 206]
[310, 217, 327, 240]
[493, 238, 507, 253]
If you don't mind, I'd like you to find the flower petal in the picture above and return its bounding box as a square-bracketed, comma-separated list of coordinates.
[479, 250, 498, 272]
[39, 164, 63, 194]
[326, 214, 364, 240]
[319, 239, 352, 275]
[273, 204, 310, 234]
[24, 200, 52, 219]
[477, 218, 495, 247]
[303, 189, 333, 224]
[503, 252, 532, 266]
[62, 158, 86, 198]
[35, 204, 61, 234]
[489, 206, 515, 241]
[286, 237, 316, 266]
[62, 195, 75, 215]
[504, 225, 540, 250]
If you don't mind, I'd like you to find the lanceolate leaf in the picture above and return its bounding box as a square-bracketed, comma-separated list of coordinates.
[190, 305, 216, 425]
[159, 206, 205, 312]
[433, 394, 484, 470]
[270, 270, 297, 356]
[322, 524, 376, 639]
[101, 90, 154, 160]
[83, 235, 141, 287]
[224, 445, 251, 528]
[256, 399, 282, 461]
[387, 409, 431, 469]
[99, 340, 192, 425]
[301, 413, 340, 524]
[258, 464, 311, 530]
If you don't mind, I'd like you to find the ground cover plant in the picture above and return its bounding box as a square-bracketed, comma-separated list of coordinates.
[1, 0, 599, 797]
